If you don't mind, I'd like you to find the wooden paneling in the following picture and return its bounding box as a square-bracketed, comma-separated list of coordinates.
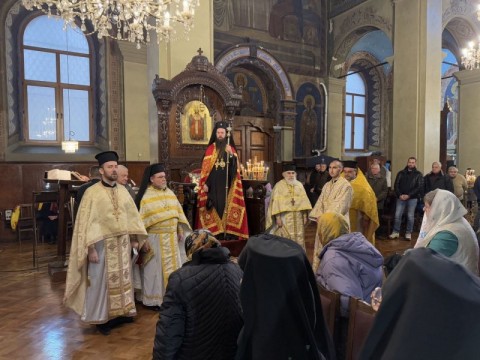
[0, 161, 149, 242]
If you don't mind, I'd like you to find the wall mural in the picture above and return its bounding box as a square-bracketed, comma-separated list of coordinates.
[227, 71, 265, 115]
[295, 82, 325, 157]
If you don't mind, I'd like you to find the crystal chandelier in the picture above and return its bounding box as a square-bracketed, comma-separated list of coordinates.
[22, 0, 199, 48]
[461, 40, 480, 70]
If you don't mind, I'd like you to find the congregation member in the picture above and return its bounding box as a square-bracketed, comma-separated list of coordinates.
[117, 164, 136, 199]
[64, 151, 148, 335]
[389, 157, 424, 240]
[37, 201, 58, 245]
[310, 159, 352, 271]
[343, 160, 379, 244]
[366, 162, 388, 228]
[196, 120, 248, 240]
[306, 159, 330, 206]
[135, 163, 192, 309]
[153, 230, 242, 360]
[236, 233, 335, 360]
[75, 165, 101, 206]
[266, 164, 312, 250]
[360, 248, 480, 360]
[448, 166, 467, 201]
[424, 161, 454, 194]
[415, 189, 479, 275]
[315, 212, 383, 359]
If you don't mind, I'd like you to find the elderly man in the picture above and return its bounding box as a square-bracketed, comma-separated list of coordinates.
[343, 160, 379, 244]
[117, 164, 136, 199]
[366, 162, 388, 223]
[310, 159, 352, 271]
[64, 151, 148, 335]
[266, 164, 312, 250]
[424, 161, 454, 194]
[448, 166, 467, 201]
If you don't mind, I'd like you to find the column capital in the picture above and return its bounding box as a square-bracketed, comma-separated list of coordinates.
[454, 69, 480, 85]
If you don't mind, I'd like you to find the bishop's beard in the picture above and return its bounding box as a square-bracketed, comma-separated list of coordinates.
[215, 138, 227, 153]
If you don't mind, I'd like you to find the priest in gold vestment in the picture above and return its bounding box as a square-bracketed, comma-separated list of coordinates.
[343, 161, 379, 245]
[266, 164, 312, 249]
[135, 163, 192, 308]
[309, 160, 353, 271]
[64, 151, 148, 335]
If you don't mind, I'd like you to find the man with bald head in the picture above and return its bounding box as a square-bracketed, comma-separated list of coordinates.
[309, 159, 352, 270]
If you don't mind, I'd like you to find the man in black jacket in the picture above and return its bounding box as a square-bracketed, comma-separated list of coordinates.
[389, 157, 424, 240]
[424, 161, 454, 194]
[153, 230, 243, 360]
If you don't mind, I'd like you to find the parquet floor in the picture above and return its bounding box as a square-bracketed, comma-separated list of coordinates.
[0, 228, 413, 359]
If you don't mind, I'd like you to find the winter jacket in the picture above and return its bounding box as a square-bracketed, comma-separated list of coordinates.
[153, 247, 243, 360]
[366, 173, 388, 210]
[316, 232, 384, 317]
[393, 166, 424, 199]
[424, 171, 454, 194]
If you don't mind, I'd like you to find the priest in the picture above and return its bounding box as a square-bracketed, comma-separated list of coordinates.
[266, 164, 312, 250]
[196, 120, 248, 240]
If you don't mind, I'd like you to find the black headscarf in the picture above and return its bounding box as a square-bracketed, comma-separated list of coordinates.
[135, 163, 165, 209]
[360, 248, 480, 360]
[236, 234, 335, 360]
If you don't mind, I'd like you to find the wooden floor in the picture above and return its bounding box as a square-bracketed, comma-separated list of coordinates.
[0, 228, 414, 359]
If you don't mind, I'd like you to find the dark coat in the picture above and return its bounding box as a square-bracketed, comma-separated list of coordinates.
[236, 234, 335, 360]
[366, 173, 388, 210]
[393, 167, 424, 199]
[360, 248, 480, 360]
[153, 247, 243, 360]
[424, 172, 454, 194]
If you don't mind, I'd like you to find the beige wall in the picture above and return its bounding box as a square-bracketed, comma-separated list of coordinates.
[124, 61, 150, 161]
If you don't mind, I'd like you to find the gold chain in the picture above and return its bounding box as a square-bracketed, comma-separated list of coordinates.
[288, 184, 295, 206]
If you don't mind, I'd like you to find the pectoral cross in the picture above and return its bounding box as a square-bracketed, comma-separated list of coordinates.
[291, 198, 295, 206]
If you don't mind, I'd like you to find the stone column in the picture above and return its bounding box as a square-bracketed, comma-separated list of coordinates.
[454, 69, 480, 172]
[391, 0, 442, 175]
[326, 77, 345, 159]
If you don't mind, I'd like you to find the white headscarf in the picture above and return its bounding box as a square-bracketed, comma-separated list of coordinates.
[416, 189, 479, 274]
[416, 189, 467, 247]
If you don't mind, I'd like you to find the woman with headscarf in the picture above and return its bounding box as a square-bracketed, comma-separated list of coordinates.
[415, 189, 479, 275]
[360, 248, 480, 360]
[153, 229, 243, 360]
[316, 212, 383, 315]
[236, 233, 335, 360]
[316, 212, 383, 359]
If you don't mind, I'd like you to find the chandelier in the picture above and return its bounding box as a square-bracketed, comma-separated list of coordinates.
[22, 0, 199, 48]
[461, 40, 480, 70]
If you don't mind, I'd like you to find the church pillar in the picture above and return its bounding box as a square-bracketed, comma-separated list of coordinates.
[147, 0, 214, 162]
[454, 69, 480, 172]
[326, 77, 345, 159]
[391, 0, 442, 175]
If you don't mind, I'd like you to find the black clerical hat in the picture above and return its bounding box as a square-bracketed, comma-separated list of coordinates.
[149, 163, 165, 176]
[95, 151, 119, 166]
[342, 160, 357, 169]
[282, 163, 296, 172]
[215, 121, 229, 130]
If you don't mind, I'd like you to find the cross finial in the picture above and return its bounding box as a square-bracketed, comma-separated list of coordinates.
[197, 47, 203, 56]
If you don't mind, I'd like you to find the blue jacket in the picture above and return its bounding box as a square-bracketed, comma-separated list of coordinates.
[316, 232, 384, 316]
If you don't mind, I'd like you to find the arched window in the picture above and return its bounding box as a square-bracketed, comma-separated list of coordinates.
[344, 71, 366, 151]
[22, 15, 91, 144]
